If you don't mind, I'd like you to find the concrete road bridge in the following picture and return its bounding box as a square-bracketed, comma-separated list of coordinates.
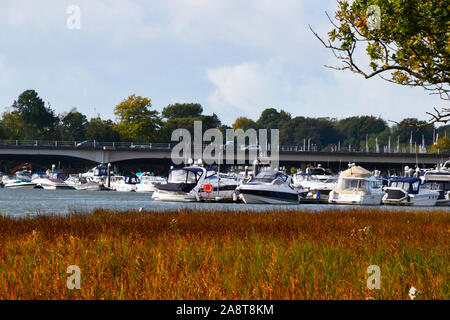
[0, 140, 448, 171]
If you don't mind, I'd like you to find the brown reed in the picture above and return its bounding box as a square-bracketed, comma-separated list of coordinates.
[0, 208, 448, 300]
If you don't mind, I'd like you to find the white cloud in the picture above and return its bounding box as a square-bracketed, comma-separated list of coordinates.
[207, 60, 301, 123]
[206, 57, 444, 125]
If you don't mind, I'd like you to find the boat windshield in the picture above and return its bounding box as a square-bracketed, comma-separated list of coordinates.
[337, 178, 369, 191]
[94, 167, 108, 176]
[371, 180, 383, 189]
[79, 177, 88, 183]
[390, 181, 420, 193]
[168, 169, 203, 184]
[429, 181, 450, 191]
[307, 168, 331, 175]
[251, 171, 287, 183]
[296, 174, 321, 182]
[16, 172, 32, 181]
[125, 176, 139, 184]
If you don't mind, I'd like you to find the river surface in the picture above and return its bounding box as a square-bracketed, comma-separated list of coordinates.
[0, 188, 448, 217]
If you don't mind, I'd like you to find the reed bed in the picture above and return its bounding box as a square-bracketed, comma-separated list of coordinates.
[0, 208, 448, 300]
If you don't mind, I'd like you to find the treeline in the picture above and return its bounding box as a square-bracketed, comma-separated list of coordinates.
[0, 90, 447, 151]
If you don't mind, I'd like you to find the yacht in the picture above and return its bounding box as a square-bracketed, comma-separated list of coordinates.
[65, 175, 102, 191]
[152, 166, 240, 202]
[136, 173, 167, 193]
[112, 175, 140, 192]
[382, 177, 439, 206]
[235, 169, 299, 204]
[423, 167, 450, 205]
[34, 172, 73, 190]
[328, 165, 384, 205]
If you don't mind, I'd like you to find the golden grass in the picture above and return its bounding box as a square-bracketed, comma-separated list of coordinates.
[0, 208, 448, 300]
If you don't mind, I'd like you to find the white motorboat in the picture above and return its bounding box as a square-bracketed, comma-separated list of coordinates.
[292, 173, 338, 202]
[136, 173, 167, 193]
[152, 166, 240, 202]
[34, 172, 73, 190]
[235, 169, 299, 204]
[112, 175, 139, 192]
[423, 167, 450, 205]
[328, 165, 384, 205]
[2, 172, 37, 189]
[65, 175, 102, 191]
[382, 177, 439, 206]
[304, 164, 334, 182]
[82, 165, 115, 188]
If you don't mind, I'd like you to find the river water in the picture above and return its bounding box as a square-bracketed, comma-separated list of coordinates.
[0, 188, 447, 217]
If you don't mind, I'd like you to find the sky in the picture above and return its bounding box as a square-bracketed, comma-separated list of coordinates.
[0, 0, 444, 126]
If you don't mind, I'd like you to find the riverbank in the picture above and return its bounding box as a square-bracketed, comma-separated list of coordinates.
[0, 208, 448, 299]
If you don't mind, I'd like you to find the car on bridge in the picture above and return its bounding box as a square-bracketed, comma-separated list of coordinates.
[76, 140, 100, 148]
[130, 144, 153, 150]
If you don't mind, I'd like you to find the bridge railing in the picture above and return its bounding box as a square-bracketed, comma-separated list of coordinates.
[0, 139, 436, 154]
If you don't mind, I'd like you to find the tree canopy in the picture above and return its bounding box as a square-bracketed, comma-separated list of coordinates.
[311, 0, 450, 123]
[162, 103, 203, 120]
[12, 89, 56, 139]
[256, 108, 292, 129]
[114, 94, 162, 141]
[232, 117, 259, 131]
[0, 89, 446, 153]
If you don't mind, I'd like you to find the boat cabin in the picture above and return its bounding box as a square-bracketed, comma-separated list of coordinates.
[124, 175, 139, 185]
[388, 177, 422, 194]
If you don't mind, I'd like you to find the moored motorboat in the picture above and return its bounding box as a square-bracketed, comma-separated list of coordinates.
[235, 169, 299, 204]
[65, 175, 102, 191]
[152, 165, 239, 202]
[382, 177, 439, 206]
[2, 176, 37, 189]
[113, 175, 139, 192]
[36, 172, 73, 190]
[328, 165, 384, 205]
[293, 173, 337, 203]
[136, 173, 167, 193]
[422, 164, 450, 205]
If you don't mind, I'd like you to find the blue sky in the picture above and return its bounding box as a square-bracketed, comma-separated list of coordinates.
[0, 0, 444, 126]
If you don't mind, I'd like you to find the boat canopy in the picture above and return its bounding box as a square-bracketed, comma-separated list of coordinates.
[388, 177, 421, 194]
[339, 166, 372, 178]
[389, 177, 421, 183]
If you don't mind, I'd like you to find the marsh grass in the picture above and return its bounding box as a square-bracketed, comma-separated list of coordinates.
[0, 208, 448, 299]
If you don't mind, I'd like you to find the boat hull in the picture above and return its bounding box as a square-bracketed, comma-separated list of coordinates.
[152, 190, 197, 202]
[4, 182, 37, 189]
[328, 191, 383, 205]
[382, 194, 438, 207]
[238, 189, 299, 205]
